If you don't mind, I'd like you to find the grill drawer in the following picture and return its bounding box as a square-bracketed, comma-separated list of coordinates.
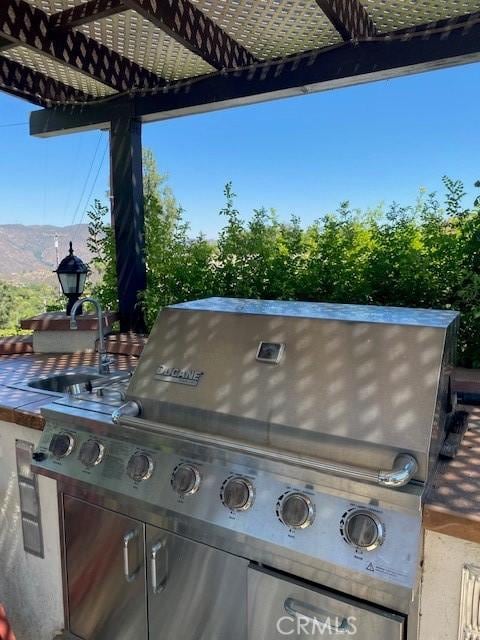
[248, 565, 405, 639]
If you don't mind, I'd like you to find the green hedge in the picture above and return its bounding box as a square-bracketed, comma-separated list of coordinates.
[88, 153, 480, 368]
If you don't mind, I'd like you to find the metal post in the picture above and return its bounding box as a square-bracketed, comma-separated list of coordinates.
[109, 111, 146, 333]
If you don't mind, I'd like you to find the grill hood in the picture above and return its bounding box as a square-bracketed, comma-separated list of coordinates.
[127, 298, 459, 484]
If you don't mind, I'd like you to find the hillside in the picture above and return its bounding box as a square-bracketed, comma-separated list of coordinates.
[0, 224, 92, 285]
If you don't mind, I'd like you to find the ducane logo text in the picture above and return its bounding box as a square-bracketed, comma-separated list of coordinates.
[276, 615, 358, 636]
[155, 365, 204, 387]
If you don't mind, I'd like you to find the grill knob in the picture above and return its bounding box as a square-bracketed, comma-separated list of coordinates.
[79, 440, 105, 467]
[278, 493, 315, 529]
[221, 477, 254, 512]
[49, 432, 75, 459]
[127, 452, 154, 482]
[171, 464, 201, 496]
[344, 510, 384, 551]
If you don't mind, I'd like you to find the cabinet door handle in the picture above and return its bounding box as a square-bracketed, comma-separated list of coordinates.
[151, 540, 168, 594]
[284, 598, 349, 634]
[123, 529, 139, 583]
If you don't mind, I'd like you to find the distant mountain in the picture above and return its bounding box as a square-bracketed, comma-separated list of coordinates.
[0, 224, 92, 285]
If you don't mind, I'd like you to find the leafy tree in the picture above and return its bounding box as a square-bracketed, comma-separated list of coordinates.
[88, 199, 117, 308]
[88, 149, 215, 329]
[0, 281, 14, 328]
[0, 282, 59, 334]
[443, 176, 467, 217]
[139, 149, 215, 328]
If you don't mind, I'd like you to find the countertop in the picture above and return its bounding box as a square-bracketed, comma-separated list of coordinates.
[1, 353, 479, 543]
[424, 407, 480, 543]
[0, 353, 138, 430]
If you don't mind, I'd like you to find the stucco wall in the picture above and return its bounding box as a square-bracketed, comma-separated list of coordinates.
[420, 529, 480, 640]
[0, 421, 63, 640]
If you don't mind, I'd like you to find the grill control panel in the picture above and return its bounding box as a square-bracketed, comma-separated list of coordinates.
[34, 421, 421, 591]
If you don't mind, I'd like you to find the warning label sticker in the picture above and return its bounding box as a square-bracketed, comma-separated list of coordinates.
[370, 564, 409, 581]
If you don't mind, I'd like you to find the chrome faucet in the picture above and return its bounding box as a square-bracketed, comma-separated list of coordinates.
[70, 297, 112, 375]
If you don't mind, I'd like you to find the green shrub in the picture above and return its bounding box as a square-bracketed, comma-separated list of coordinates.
[88, 155, 480, 368]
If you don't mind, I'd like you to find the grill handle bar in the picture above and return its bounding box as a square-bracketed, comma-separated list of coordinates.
[284, 598, 349, 634]
[118, 416, 418, 489]
[377, 454, 418, 488]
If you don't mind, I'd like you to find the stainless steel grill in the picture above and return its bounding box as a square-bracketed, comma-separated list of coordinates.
[32, 298, 459, 640]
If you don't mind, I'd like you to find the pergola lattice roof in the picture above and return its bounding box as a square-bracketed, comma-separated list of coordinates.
[0, 0, 479, 136]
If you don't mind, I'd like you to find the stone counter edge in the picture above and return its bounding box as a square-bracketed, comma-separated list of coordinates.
[0, 406, 45, 431]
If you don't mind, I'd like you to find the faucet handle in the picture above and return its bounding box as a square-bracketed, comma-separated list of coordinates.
[96, 387, 127, 401]
[99, 354, 114, 375]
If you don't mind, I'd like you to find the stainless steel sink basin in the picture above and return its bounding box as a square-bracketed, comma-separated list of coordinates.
[27, 372, 103, 394]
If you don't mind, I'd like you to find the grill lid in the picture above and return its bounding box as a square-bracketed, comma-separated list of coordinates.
[127, 298, 459, 483]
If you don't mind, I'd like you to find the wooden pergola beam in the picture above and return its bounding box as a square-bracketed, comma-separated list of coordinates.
[50, 0, 127, 31]
[0, 35, 14, 51]
[316, 0, 376, 40]
[0, 0, 163, 92]
[0, 55, 91, 106]
[124, 0, 257, 70]
[30, 11, 480, 136]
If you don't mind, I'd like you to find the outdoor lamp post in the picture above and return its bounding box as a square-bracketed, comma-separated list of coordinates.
[54, 241, 89, 315]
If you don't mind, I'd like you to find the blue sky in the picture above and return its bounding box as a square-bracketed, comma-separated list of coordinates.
[1, 61, 479, 237]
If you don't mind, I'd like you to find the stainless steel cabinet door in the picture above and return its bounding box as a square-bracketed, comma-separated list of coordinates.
[248, 566, 405, 640]
[63, 495, 147, 640]
[147, 526, 248, 640]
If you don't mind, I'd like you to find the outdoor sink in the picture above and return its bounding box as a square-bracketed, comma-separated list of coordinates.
[27, 372, 103, 394]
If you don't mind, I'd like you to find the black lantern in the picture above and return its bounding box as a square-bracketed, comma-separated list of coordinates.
[54, 241, 89, 315]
